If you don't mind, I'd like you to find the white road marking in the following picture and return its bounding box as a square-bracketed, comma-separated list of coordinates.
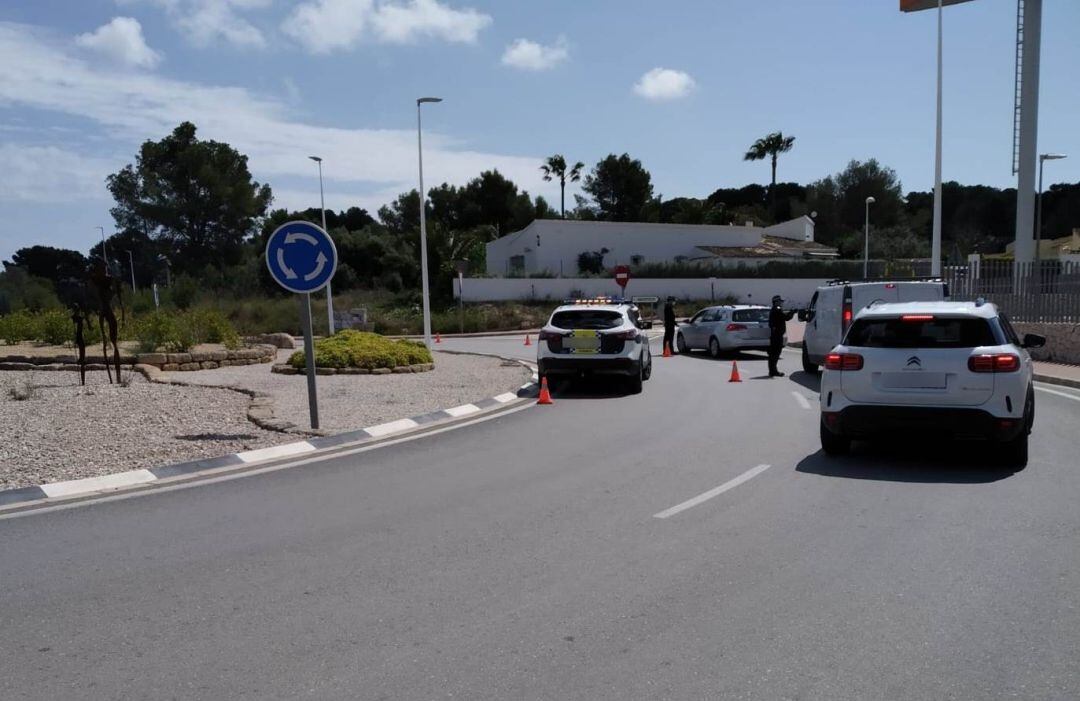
[41, 469, 157, 498]
[653, 464, 771, 519]
[493, 392, 518, 403]
[365, 418, 420, 437]
[445, 403, 481, 418]
[791, 391, 812, 410]
[236, 442, 316, 463]
[1035, 384, 1080, 403]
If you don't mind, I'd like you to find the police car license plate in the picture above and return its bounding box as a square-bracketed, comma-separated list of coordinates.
[566, 329, 599, 353]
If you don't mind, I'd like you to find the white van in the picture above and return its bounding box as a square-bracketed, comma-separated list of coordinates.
[799, 280, 949, 373]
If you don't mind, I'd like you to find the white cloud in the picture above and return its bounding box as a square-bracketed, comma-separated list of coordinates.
[0, 23, 554, 209]
[501, 37, 568, 71]
[371, 0, 491, 44]
[282, 0, 491, 53]
[120, 0, 268, 49]
[632, 67, 696, 101]
[75, 17, 161, 68]
[0, 144, 115, 203]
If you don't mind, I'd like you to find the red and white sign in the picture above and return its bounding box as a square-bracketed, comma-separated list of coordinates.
[613, 265, 631, 289]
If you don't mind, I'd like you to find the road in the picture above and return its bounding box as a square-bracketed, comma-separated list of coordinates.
[2, 337, 1080, 700]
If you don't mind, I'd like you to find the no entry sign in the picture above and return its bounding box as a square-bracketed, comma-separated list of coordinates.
[613, 265, 631, 290]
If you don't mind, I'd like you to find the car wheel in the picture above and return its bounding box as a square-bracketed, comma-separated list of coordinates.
[1000, 432, 1028, 469]
[820, 420, 851, 456]
[676, 333, 688, 354]
[802, 344, 819, 374]
[642, 354, 652, 381]
[627, 364, 644, 394]
[708, 336, 721, 359]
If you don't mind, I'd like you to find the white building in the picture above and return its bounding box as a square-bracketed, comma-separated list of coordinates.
[484, 216, 834, 276]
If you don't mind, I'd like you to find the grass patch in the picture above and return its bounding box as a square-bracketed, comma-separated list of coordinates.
[288, 330, 433, 370]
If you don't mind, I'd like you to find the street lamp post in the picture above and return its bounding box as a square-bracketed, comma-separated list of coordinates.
[416, 96, 443, 348]
[96, 226, 109, 269]
[1035, 153, 1067, 291]
[309, 155, 335, 335]
[864, 196, 876, 279]
[125, 250, 136, 293]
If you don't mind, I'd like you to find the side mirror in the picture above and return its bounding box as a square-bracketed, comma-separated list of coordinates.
[797, 310, 807, 322]
[1022, 333, 1046, 349]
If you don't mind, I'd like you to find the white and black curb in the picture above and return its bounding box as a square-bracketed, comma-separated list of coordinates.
[0, 366, 540, 511]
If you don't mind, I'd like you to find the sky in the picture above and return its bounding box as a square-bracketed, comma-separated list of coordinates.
[1, 0, 1078, 264]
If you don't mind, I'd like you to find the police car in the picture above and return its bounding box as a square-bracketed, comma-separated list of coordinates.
[819, 300, 1045, 466]
[537, 298, 653, 393]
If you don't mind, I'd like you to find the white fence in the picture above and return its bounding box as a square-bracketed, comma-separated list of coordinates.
[454, 278, 829, 307]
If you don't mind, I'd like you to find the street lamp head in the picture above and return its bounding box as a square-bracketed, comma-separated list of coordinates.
[417, 97, 443, 104]
[308, 155, 322, 163]
[866, 196, 876, 204]
[1040, 153, 1067, 161]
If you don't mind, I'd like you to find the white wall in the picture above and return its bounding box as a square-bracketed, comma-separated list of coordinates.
[455, 278, 829, 307]
[485, 220, 765, 276]
[763, 216, 814, 242]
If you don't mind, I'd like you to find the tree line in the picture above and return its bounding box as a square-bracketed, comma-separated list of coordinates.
[2, 121, 1078, 313]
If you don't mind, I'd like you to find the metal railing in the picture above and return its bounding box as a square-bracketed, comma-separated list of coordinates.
[944, 259, 1080, 323]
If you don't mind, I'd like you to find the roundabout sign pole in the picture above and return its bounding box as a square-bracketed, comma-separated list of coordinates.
[265, 221, 339, 430]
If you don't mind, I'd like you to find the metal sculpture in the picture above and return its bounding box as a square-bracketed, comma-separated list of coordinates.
[88, 259, 124, 383]
[70, 302, 89, 386]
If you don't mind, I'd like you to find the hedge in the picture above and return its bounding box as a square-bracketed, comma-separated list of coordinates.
[288, 330, 433, 370]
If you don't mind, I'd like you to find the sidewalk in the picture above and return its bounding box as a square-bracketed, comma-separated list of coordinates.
[1034, 362, 1080, 391]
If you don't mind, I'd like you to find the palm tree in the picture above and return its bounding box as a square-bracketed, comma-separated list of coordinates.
[540, 154, 585, 219]
[743, 131, 796, 211]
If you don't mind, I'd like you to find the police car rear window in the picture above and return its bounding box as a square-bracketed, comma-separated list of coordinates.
[845, 317, 996, 349]
[732, 309, 769, 323]
[551, 310, 623, 329]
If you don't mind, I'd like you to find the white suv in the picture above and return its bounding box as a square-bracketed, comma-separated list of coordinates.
[537, 299, 653, 393]
[819, 301, 1045, 466]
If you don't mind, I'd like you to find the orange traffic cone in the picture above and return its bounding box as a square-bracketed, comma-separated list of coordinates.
[524, 333, 532, 346]
[662, 342, 672, 358]
[537, 377, 553, 405]
[728, 361, 742, 383]
[435, 332, 442, 344]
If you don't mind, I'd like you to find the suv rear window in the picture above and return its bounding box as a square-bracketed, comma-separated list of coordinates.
[732, 309, 769, 323]
[845, 317, 996, 349]
[551, 310, 623, 330]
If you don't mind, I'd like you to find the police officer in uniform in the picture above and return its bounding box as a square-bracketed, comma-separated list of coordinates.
[663, 296, 677, 354]
[768, 294, 795, 377]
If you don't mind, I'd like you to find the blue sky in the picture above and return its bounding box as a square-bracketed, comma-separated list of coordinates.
[1, 0, 1078, 264]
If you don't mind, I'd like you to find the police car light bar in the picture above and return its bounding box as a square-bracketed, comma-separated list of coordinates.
[561, 296, 629, 305]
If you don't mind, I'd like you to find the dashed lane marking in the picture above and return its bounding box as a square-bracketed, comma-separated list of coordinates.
[653, 464, 771, 519]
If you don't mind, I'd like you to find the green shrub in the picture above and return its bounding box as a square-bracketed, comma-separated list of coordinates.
[0, 310, 38, 344]
[38, 309, 72, 345]
[288, 330, 433, 370]
[170, 275, 200, 310]
[133, 311, 179, 352]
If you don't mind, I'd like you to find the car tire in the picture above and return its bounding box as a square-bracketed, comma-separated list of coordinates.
[820, 420, 851, 456]
[676, 333, 688, 354]
[642, 354, 652, 381]
[801, 344, 819, 374]
[708, 337, 721, 359]
[1000, 431, 1028, 469]
[627, 364, 644, 394]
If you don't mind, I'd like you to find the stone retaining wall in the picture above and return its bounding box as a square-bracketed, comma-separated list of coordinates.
[0, 345, 276, 373]
[271, 362, 434, 376]
[1014, 322, 1080, 365]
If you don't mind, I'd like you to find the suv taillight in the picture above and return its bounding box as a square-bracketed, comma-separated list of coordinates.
[825, 352, 863, 371]
[726, 323, 747, 332]
[538, 329, 560, 341]
[968, 353, 1020, 373]
[611, 329, 639, 341]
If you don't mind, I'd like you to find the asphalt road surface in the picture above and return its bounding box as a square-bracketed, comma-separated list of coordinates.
[3, 337, 1080, 700]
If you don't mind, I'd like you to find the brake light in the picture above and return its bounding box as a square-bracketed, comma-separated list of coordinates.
[538, 329, 563, 341]
[825, 352, 864, 371]
[901, 314, 934, 321]
[726, 323, 747, 332]
[968, 353, 1020, 373]
[842, 306, 853, 326]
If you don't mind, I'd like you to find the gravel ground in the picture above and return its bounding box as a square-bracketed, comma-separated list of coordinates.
[0, 371, 296, 490]
[161, 350, 532, 433]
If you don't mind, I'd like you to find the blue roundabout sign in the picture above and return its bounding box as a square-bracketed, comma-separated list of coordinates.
[265, 221, 338, 294]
